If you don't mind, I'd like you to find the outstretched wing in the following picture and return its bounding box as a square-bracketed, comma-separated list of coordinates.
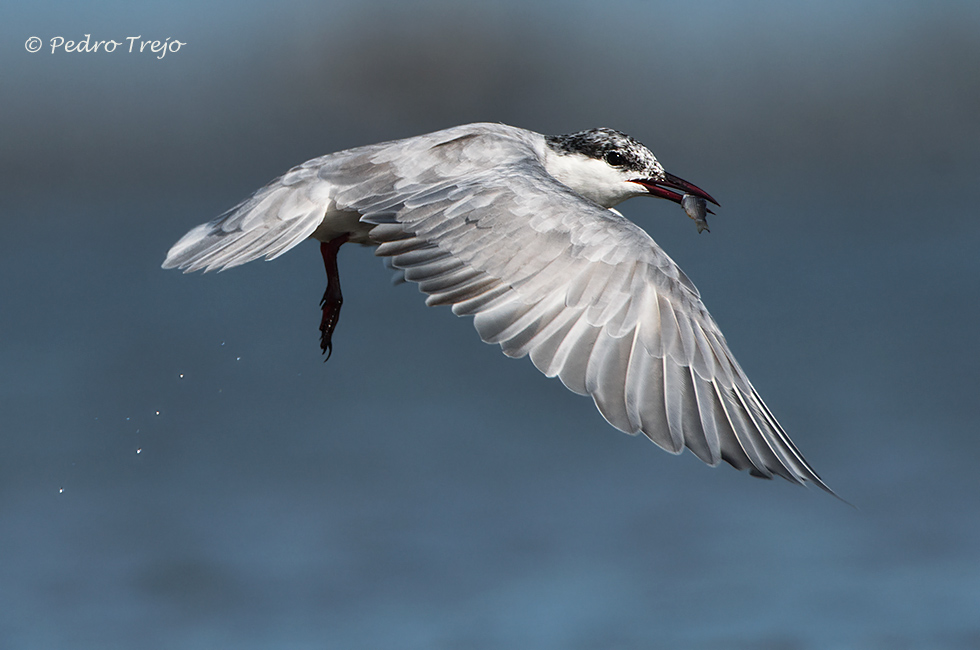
[329, 128, 832, 493]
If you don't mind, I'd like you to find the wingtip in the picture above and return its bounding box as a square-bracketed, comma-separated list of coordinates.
[807, 473, 852, 505]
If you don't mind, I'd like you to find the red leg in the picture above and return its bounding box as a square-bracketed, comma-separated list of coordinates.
[319, 234, 349, 360]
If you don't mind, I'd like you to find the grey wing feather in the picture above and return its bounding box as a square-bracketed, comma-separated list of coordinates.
[162, 168, 325, 272]
[160, 147, 381, 272]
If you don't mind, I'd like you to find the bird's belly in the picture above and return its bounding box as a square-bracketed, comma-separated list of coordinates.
[310, 208, 376, 246]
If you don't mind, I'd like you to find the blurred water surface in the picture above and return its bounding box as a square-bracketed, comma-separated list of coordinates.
[2, 1, 979, 648]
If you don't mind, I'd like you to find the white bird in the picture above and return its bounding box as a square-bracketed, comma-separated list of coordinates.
[163, 122, 833, 493]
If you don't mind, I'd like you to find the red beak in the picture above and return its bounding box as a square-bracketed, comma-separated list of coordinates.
[633, 172, 719, 213]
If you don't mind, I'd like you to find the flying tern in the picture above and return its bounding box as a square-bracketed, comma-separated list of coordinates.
[164, 122, 833, 493]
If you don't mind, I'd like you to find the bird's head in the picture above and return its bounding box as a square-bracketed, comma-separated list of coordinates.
[543, 127, 718, 212]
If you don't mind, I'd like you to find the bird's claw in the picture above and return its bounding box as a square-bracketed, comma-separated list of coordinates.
[319, 293, 342, 361]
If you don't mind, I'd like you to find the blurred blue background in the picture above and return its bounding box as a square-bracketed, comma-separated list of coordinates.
[2, 1, 979, 648]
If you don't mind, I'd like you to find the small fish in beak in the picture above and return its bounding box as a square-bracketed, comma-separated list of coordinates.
[682, 194, 710, 233]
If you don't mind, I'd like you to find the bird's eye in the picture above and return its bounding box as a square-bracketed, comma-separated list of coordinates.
[604, 151, 627, 167]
